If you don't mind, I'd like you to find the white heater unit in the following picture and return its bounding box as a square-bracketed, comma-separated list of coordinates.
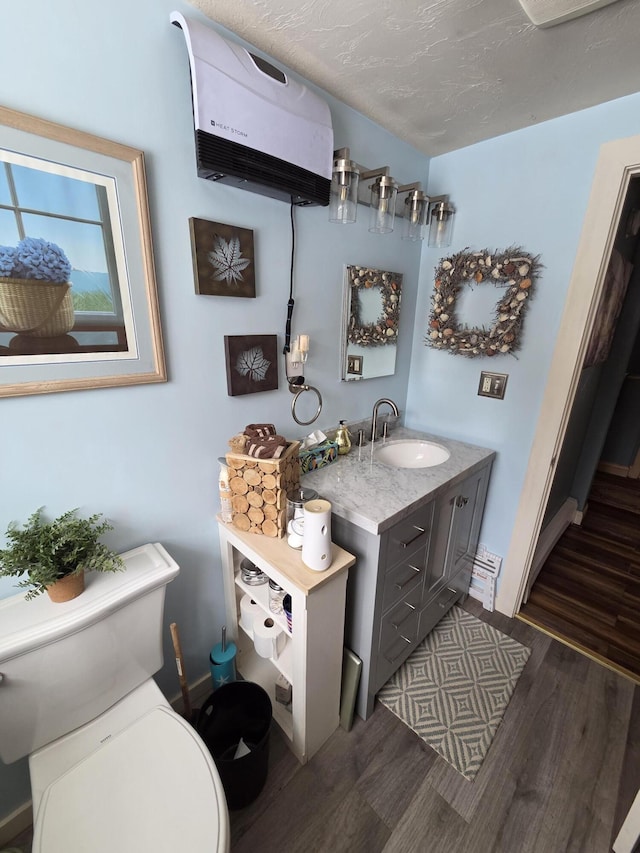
[170, 11, 333, 206]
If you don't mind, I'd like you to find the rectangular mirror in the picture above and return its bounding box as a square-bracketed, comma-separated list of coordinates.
[340, 264, 403, 381]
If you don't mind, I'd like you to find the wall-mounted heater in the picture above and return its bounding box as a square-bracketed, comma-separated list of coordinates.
[170, 11, 333, 206]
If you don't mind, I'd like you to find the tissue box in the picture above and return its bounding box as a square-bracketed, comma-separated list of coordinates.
[299, 440, 339, 475]
[226, 440, 300, 537]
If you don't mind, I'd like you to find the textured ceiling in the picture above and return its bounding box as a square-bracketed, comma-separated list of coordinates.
[187, 0, 640, 156]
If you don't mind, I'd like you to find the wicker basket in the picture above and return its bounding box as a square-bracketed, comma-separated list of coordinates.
[0, 277, 74, 337]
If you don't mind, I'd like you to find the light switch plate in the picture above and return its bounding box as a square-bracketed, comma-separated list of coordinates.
[478, 371, 508, 399]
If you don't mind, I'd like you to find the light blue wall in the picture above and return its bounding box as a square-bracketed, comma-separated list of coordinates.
[4, 0, 640, 828]
[406, 92, 640, 579]
[0, 0, 428, 820]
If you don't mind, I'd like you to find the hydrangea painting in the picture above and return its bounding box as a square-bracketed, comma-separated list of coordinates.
[0, 104, 165, 398]
[189, 217, 255, 298]
[0, 237, 72, 283]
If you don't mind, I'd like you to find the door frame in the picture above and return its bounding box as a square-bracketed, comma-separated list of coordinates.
[496, 133, 640, 617]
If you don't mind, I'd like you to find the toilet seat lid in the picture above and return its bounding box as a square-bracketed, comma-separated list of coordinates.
[33, 706, 228, 853]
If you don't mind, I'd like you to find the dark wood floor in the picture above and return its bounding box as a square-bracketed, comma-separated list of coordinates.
[520, 470, 640, 681]
[9, 598, 639, 852]
[226, 598, 639, 853]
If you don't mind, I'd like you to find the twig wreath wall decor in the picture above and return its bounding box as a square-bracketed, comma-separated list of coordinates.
[426, 248, 542, 357]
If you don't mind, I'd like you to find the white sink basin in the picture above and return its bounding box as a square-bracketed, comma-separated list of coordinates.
[374, 439, 451, 469]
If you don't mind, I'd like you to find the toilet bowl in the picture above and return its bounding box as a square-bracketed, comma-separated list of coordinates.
[0, 543, 230, 853]
[29, 680, 229, 853]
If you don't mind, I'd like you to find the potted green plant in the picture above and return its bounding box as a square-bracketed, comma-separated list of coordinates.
[0, 508, 124, 602]
[0, 236, 74, 337]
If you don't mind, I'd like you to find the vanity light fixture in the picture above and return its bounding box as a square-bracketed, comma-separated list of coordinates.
[329, 147, 454, 244]
[367, 172, 398, 234]
[428, 199, 455, 249]
[329, 154, 360, 224]
[398, 182, 429, 242]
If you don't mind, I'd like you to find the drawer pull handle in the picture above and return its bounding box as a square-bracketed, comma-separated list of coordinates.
[394, 565, 422, 590]
[395, 526, 425, 549]
[438, 587, 459, 608]
[385, 635, 413, 663]
[391, 602, 417, 630]
[455, 496, 469, 508]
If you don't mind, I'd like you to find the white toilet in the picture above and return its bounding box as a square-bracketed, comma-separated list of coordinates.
[0, 542, 230, 853]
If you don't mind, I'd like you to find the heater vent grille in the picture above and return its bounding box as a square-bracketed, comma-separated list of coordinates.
[196, 131, 330, 207]
[518, 0, 622, 27]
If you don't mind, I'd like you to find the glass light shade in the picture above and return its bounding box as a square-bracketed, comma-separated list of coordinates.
[329, 160, 360, 224]
[428, 201, 455, 248]
[368, 176, 398, 234]
[402, 192, 428, 241]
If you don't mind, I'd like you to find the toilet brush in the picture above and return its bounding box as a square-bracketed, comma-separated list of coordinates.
[169, 622, 199, 726]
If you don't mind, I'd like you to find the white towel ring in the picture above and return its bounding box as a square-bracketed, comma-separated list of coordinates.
[291, 384, 323, 426]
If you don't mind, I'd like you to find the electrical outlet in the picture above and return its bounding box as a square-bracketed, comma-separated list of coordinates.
[478, 371, 508, 399]
[347, 355, 363, 375]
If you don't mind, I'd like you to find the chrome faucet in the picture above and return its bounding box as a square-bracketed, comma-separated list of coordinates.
[370, 398, 399, 442]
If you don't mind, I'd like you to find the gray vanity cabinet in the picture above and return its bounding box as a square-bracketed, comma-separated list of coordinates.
[332, 459, 493, 720]
[418, 464, 491, 641]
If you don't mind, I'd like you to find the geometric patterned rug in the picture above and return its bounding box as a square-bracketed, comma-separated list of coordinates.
[378, 605, 531, 780]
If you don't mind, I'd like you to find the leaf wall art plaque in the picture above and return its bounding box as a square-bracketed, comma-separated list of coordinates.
[224, 334, 278, 396]
[189, 217, 255, 298]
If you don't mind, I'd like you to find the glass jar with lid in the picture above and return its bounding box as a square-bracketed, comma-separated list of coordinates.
[286, 486, 319, 550]
[269, 579, 285, 614]
[240, 558, 267, 586]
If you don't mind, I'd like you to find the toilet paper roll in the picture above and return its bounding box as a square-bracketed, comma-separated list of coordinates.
[302, 498, 333, 572]
[253, 615, 285, 660]
[239, 594, 261, 633]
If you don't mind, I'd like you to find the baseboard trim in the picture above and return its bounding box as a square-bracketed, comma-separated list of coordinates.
[573, 501, 588, 525]
[0, 801, 33, 848]
[598, 461, 632, 477]
[168, 671, 212, 718]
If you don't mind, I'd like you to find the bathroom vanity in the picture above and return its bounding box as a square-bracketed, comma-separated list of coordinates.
[302, 427, 495, 720]
[217, 520, 355, 763]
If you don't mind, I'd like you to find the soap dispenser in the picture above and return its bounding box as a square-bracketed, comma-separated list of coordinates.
[335, 420, 351, 455]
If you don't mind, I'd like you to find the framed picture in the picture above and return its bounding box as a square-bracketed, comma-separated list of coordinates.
[224, 334, 278, 396]
[189, 217, 255, 298]
[0, 106, 166, 398]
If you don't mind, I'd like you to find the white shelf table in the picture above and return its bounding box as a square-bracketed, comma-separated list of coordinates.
[217, 519, 355, 764]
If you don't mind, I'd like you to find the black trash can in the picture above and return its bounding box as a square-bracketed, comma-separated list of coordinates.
[197, 681, 272, 810]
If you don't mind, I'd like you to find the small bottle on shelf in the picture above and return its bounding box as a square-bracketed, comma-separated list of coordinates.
[269, 579, 285, 614]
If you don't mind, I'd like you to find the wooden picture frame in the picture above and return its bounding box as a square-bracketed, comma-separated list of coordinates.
[0, 106, 166, 398]
[224, 334, 278, 396]
[189, 217, 255, 298]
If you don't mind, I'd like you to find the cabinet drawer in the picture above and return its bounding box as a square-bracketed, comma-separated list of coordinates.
[379, 583, 422, 655]
[374, 589, 421, 691]
[384, 500, 434, 569]
[419, 574, 466, 639]
[381, 554, 425, 612]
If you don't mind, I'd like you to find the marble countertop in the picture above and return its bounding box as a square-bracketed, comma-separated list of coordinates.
[302, 427, 495, 535]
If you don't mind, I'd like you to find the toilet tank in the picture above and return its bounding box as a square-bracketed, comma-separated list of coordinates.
[0, 542, 179, 764]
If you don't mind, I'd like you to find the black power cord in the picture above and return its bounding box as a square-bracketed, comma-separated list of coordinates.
[283, 200, 296, 355]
